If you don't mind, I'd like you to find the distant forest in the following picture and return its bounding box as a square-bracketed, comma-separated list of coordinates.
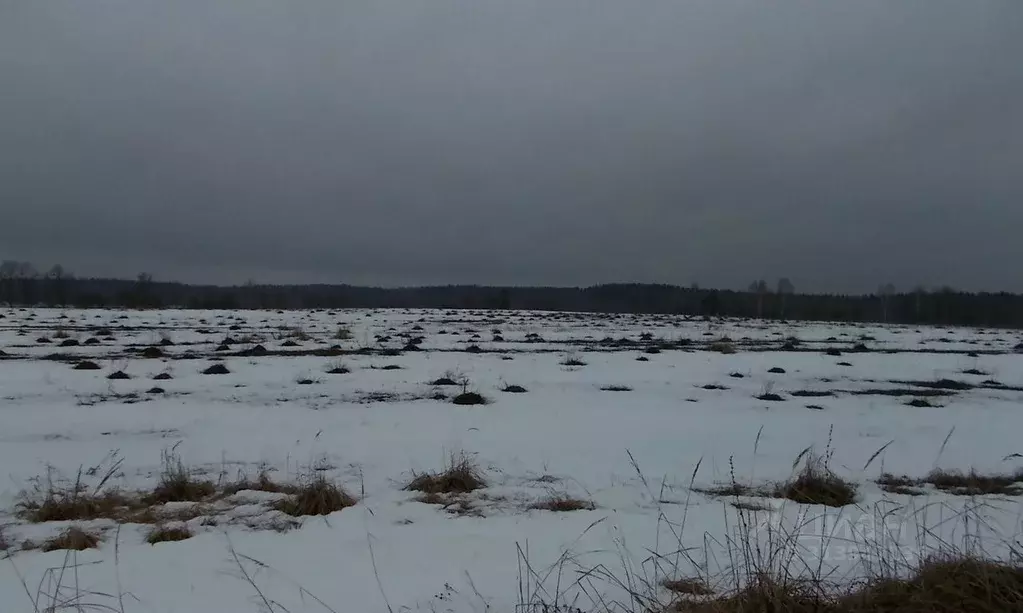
[1, 261, 1022, 328]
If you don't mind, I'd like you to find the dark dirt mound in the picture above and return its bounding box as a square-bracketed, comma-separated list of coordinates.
[74, 360, 101, 371]
[453, 392, 487, 405]
[239, 344, 267, 357]
[202, 363, 230, 375]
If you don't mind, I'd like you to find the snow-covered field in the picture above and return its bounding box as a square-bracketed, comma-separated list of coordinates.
[2, 307, 1023, 612]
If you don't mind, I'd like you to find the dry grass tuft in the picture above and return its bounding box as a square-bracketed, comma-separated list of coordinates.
[923, 469, 1023, 496]
[16, 463, 142, 523]
[836, 556, 1023, 612]
[673, 572, 821, 612]
[877, 473, 925, 496]
[405, 453, 486, 495]
[774, 456, 857, 507]
[530, 494, 595, 512]
[272, 474, 356, 517]
[730, 499, 773, 512]
[710, 341, 737, 354]
[146, 524, 194, 544]
[18, 487, 136, 523]
[223, 470, 299, 496]
[144, 451, 215, 505]
[678, 556, 1023, 613]
[42, 526, 100, 552]
[663, 577, 713, 596]
[695, 483, 753, 497]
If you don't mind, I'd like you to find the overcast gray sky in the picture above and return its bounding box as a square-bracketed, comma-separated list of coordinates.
[2, 1, 1021, 292]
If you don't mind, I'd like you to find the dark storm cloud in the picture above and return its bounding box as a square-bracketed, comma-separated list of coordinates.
[2, 0, 1021, 292]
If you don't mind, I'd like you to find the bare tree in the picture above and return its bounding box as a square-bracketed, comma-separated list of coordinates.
[912, 285, 928, 321]
[878, 283, 896, 323]
[0, 261, 17, 305]
[0, 260, 17, 278]
[776, 278, 795, 318]
[748, 279, 769, 318]
[15, 261, 37, 279]
[46, 264, 70, 306]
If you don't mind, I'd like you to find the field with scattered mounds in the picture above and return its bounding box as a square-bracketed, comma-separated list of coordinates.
[2, 307, 1023, 612]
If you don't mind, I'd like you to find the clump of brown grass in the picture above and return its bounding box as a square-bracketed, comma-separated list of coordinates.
[16, 462, 140, 523]
[272, 474, 356, 517]
[676, 556, 1023, 613]
[836, 556, 1023, 612]
[663, 577, 713, 597]
[143, 450, 215, 505]
[924, 468, 1023, 496]
[405, 452, 486, 495]
[877, 473, 924, 496]
[710, 341, 737, 354]
[530, 494, 595, 512]
[325, 360, 350, 374]
[695, 483, 753, 497]
[876, 469, 1023, 497]
[146, 524, 194, 544]
[222, 470, 299, 496]
[730, 500, 772, 512]
[18, 488, 135, 523]
[774, 454, 857, 507]
[42, 526, 100, 552]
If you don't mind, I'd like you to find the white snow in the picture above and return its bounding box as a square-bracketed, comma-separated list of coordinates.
[1, 307, 1022, 612]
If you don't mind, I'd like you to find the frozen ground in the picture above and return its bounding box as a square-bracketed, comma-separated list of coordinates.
[2, 307, 1023, 612]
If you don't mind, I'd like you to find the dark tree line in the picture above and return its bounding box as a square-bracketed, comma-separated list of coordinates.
[2, 261, 1023, 328]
